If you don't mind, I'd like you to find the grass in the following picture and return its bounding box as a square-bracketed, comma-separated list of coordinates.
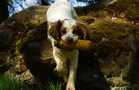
[0, 74, 63, 90]
[0, 74, 30, 90]
[45, 81, 63, 90]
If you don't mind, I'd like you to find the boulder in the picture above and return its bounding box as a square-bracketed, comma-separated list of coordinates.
[0, 0, 139, 89]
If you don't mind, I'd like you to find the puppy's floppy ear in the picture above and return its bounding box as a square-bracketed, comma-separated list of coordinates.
[76, 22, 90, 40]
[48, 20, 63, 40]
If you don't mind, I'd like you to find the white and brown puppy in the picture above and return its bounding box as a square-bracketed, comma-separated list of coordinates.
[47, 0, 90, 90]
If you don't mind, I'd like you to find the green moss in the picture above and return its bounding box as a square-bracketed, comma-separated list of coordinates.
[90, 21, 138, 58]
[79, 16, 94, 24]
[9, 17, 47, 55]
[92, 21, 128, 31]
[88, 11, 107, 18]
[90, 21, 132, 41]
[92, 39, 129, 58]
[84, 0, 139, 21]
[15, 39, 21, 46]
[17, 22, 47, 52]
[104, 0, 139, 21]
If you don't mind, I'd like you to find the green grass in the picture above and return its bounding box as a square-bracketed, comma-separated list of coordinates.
[45, 81, 63, 90]
[0, 74, 30, 90]
[0, 74, 63, 90]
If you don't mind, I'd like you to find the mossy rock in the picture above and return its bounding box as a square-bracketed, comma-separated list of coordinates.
[4, 6, 49, 55]
[89, 0, 139, 21]
[79, 16, 95, 24]
[0, 2, 139, 89]
[89, 20, 139, 58]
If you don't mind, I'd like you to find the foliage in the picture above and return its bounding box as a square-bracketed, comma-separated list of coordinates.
[0, 74, 63, 90]
[45, 81, 63, 90]
[0, 74, 30, 90]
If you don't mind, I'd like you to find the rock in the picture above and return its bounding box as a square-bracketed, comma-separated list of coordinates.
[112, 17, 117, 21]
[20, 70, 35, 84]
[15, 60, 27, 73]
[0, 1, 139, 89]
[120, 13, 125, 18]
[0, 51, 10, 72]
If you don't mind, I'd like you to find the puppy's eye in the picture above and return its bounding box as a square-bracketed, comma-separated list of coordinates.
[61, 30, 66, 34]
[73, 29, 78, 34]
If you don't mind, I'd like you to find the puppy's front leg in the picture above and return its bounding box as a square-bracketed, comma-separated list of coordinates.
[53, 53, 68, 77]
[66, 50, 78, 90]
[53, 48, 68, 82]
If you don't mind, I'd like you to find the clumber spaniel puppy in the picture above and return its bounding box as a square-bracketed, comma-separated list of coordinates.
[47, 0, 90, 90]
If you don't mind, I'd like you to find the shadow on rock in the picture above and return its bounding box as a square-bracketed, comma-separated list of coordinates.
[23, 39, 58, 84]
[77, 51, 110, 90]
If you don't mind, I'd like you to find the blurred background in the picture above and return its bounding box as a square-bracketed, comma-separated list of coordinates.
[0, 0, 109, 23]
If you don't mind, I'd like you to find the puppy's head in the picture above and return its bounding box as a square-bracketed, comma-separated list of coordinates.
[49, 20, 90, 43]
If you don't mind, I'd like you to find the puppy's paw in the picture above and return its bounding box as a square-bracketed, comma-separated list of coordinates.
[67, 87, 75, 90]
[66, 83, 75, 90]
[54, 67, 68, 78]
[66, 87, 75, 90]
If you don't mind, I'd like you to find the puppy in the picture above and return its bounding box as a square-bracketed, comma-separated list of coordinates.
[47, 0, 90, 90]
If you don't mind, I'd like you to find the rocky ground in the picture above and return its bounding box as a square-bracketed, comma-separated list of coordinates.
[0, 0, 139, 90]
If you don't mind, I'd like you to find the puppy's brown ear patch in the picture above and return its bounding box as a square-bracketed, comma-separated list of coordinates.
[48, 20, 63, 40]
[76, 22, 90, 40]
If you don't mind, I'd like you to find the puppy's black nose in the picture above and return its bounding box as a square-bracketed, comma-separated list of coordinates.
[66, 37, 73, 43]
